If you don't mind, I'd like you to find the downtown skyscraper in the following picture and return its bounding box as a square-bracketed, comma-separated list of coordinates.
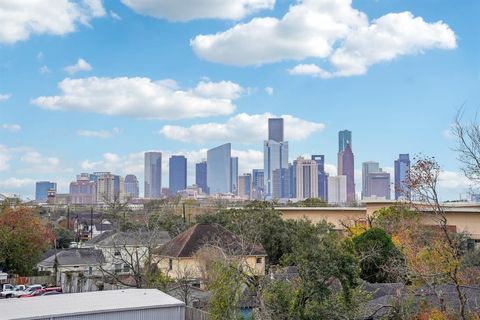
[293, 157, 318, 200]
[338, 130, 355, 202]
[144, 152, 162, 198]
[124, 174, 139, 199]
[367, 171, 391, 200]
[338, 130, 352, 154]
[207, 143, 232, 195]
[169, 155, 187, 195]
[395, 154, 411, 200]
[311, 155, 328, 202]
[264, 118, 289, 198]
[195, 161, 208, 194]
[362, 161, 380, 199]
[231, 157, 239, 195]
[35, 181, 57, 202]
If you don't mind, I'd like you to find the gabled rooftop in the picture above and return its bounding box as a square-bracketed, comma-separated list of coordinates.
[156, 223, 266, 258]
[38, 248, 104, 267]
[84, 230, 171, 248]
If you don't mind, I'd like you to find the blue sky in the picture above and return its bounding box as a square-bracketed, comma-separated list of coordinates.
[0, 0, 479, 200]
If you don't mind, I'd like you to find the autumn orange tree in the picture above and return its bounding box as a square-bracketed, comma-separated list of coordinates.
[0, 206, 54, 275]
[403, 156, 469, 319]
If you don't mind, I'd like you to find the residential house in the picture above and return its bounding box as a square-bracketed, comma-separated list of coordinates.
[37, 248, 104, 292]
[83, 230, 171, 275]
[154, 223, 267, 282]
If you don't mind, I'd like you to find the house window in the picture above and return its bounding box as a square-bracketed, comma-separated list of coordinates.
[168, 259, 173, 271]
[467, 238, 475, 251]
[115, 263, 122, 273]
[123, 264, 130, 273]
[256, 257, 262, 264]
[114, 250, 121, 256]
[88, 266, 93, 275]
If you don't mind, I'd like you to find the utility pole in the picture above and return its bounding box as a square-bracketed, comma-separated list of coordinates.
[67, 206, 70, 230]
[182, 203, 186, 224]
[90, 206, 93, 239]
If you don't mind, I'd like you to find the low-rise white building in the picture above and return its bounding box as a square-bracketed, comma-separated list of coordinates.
[0, 289, 185, 320]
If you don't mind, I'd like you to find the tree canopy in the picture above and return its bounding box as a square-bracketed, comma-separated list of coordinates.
[0, 206, 53, 275]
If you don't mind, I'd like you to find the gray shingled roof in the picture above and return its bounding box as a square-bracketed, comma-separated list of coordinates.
[38, 248, 104, 267]
[84, 230, 171, 248]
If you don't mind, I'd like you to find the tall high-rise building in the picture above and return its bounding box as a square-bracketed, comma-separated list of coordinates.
[395, 154, 411, 200]
[328, 175, 347, 205]
[264, 118, 289, 198]
[272, 167, 290, 199]
[289, 163, 296, 198]
[367, 171, 391, 200]
[362, 161, 380, 199]
[312, 155, 328, 202]
[268, 118, 284, 142]
[96, 172, 124, 204]
[338, 130, 352, 153]
[231, 157, 239, 194]
[207, 143, 232, 195]
[36, 181, 57, 202]
[124, 174, 139, 199]
[252, 169, 264, 199]
[294, 157, 318, 200]
[195, 161, 208, 194]
[145, 152, 162, 198]
[70, 174, 96, 204]
[238, 173, 252, 199]
[338, 141, 355, 202]
[169, 155, 187, 195]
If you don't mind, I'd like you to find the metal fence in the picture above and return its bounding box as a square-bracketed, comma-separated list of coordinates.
[185, 306, 210, 320]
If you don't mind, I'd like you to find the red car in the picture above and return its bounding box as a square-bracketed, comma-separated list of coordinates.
[18, 289, 45, 298]
[18, 287, 62, 298]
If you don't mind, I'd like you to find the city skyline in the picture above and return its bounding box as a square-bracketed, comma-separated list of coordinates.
[1, 0, 478, 201]
[9, 123, 476, 201]
[30, 122, 407, 203]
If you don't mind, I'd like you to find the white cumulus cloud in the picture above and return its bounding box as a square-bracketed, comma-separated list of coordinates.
[121, 0, 275, 21]
[438, 170, 472, 190]
[265, 87, 274, 95]
[191, 0, 456, 77]
[0, 145, 11, 171]
[159, 113, 325, 144]
[77, 127, 120, 138]
[0, 94, 11, 102]
[0, 178, 35, 189]
[65, 58, 93, 74]
[0, 0, 105, 44]
[32, 77, 243, 120]
[288, 64, 333, 79]
[1, 124, 21, 133]
[39, 66, 51, 74]
[21, 151, 60, 167]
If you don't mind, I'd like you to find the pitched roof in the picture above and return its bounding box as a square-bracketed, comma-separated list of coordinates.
[94, 223, 114, 231]
[155, 223, 266, 258]
[38, 248, 104, 267]
[84, 230, 171, 248]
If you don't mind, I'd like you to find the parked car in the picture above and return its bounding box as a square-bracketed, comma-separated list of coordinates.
[0, 284, 26, 299]
[12, 284, 43, 298]
[42, 291, 62, 296]
[19, 289, 45, 298]
[18, 286, 62, 298]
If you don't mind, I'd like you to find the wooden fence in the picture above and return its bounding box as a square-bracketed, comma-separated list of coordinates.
[186, 306, 210, 320]
[6, 276, 56, 286]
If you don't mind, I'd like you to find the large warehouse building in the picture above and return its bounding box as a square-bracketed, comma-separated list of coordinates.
[0, 289, 185, 320]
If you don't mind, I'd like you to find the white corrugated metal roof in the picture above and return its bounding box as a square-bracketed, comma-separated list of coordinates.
[0, 289, 184, 319]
